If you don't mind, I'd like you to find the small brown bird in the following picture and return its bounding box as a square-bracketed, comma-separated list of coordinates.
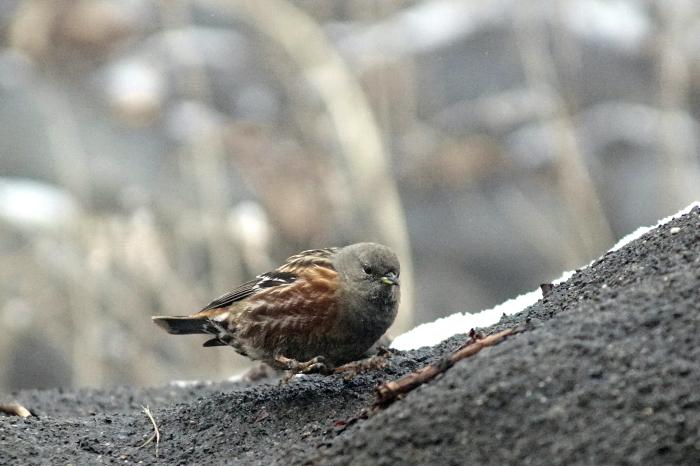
[152, 242, 400, 375]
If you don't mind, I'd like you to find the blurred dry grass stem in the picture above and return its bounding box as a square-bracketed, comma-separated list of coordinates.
[514, 2, 614, 267]
[202, 0, 415, 335]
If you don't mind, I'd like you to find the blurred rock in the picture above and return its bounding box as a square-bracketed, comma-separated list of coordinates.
[0, 178, 80, 231]
[9, 0, 139, 64]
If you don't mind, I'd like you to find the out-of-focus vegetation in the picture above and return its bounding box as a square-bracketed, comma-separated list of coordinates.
[1, 0, 699, 390]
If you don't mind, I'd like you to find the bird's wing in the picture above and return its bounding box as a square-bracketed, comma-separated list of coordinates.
[239, 264, 341, 342]
[198, 270, 296, 312]
[198, 278, 260, 312]
[197, 247, 338, 313]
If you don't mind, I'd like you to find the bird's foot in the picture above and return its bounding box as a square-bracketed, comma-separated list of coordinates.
[277, 355, 332, 384]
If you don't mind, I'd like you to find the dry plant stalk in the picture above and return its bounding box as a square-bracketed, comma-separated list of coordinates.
[138, 406, 161, 457]
[374, 328, 515, 408]
[0, 403, 32, 418]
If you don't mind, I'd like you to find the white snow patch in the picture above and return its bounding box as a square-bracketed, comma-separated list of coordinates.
[169, 380, 213, 388]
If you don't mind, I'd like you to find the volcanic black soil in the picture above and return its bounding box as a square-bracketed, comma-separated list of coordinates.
[2, 207, 700, 465]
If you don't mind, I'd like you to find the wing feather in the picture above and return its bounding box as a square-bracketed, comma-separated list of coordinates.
[198, 278, 260, 312]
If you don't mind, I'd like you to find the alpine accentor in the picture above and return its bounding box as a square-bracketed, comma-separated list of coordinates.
[152, 242, 400, 375]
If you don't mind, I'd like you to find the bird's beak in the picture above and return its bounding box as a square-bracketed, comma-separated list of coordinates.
[380, 272, 399, 286]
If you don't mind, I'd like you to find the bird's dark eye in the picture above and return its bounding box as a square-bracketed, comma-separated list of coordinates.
[362, 264, 373, 275]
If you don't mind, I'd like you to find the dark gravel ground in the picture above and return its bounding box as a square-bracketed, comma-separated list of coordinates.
[2, 206, 699, 465]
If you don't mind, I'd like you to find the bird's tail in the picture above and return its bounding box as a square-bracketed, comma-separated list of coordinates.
[152, 315, 210, 335]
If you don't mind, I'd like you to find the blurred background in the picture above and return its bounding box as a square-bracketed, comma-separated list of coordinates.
[1, 0, 699, 391]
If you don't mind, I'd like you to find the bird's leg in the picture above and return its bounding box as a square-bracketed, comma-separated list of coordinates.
[276, 355, 332, 384]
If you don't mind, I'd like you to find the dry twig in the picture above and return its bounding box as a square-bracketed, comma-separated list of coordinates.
[373, 328, 515, 408]
[138, 406, 160, 457]
[334, 355, 388, 380]
[540, 283, 554, 297]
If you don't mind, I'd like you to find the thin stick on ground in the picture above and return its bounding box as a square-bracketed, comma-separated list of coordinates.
[373, 328, 516, 409]
[138, 405, 160, 457]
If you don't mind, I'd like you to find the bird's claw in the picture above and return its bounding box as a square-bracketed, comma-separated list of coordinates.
[277, 356, 332, 384]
